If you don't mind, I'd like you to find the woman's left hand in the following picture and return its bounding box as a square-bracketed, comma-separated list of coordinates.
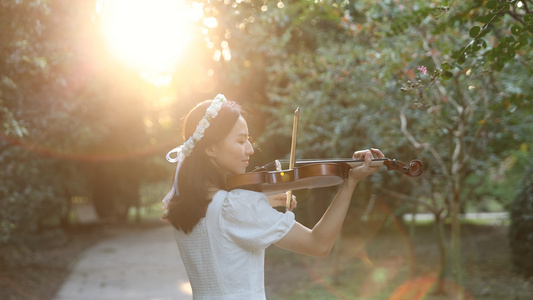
[349, 148, 385, 182]
[268, 192, 297, 211]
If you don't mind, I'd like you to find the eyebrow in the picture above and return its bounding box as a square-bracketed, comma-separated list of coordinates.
[232, 131, 249, 139]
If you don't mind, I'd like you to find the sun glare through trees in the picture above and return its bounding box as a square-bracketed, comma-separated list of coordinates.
[96, 0, 204, 86]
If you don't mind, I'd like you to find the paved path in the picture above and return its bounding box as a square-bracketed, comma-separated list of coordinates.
[403, 212, 509, 224]
[54, 223, 192, 300]
[55, 212, 509, 300]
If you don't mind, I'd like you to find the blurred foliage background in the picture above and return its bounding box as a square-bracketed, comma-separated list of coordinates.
[1, 0, 532, 290]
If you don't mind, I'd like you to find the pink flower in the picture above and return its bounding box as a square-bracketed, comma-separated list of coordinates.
[417, 66, 428, 75]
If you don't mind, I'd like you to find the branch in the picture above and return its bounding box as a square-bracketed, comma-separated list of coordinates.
[523, 0, 531, 14]
[507, 10, 527, 24]
[401, 1, 525, 93]
[399, 107, 450, 177]
[453, 3, 511, 62]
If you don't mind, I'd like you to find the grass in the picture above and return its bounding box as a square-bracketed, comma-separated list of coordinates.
[264, 222, 532, 300]
[0, 226, 105, 300]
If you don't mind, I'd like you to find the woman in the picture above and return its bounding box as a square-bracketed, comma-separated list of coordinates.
[162, 94, 384, 299]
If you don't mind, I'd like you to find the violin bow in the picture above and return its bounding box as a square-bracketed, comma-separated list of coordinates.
[286, 107, 300, 211]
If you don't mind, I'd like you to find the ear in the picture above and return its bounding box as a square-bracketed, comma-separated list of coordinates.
[204, 144, 218, 159]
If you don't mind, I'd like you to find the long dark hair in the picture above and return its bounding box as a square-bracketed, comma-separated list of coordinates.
[163, 99, 244, 233]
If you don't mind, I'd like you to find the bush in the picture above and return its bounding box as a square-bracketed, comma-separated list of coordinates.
[509, 163, 533, 278]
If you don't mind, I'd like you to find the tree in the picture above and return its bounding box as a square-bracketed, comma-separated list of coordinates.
[195, 0, 533, 296]
[394, 0, 533, 293]
[0, 0, 81, 246]
[402, 0, 533, 91]
[0, 0, 167, 249]
[509, 163, 533, 278]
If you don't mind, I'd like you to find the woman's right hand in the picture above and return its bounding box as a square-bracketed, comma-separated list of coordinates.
[268, 192, 297, 211]
[348, 148, 385, 182]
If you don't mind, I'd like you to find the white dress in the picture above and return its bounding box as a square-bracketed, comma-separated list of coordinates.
[174, 189, 295, 300]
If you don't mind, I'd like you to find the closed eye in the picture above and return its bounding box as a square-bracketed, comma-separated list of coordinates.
[236, 136, 247, 144]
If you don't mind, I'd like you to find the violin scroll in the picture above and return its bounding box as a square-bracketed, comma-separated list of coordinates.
[383, 158, 423, 177]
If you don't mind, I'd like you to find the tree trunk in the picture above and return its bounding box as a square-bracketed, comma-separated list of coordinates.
[433, 213, 448, 295]
[450, 193, 463, 299]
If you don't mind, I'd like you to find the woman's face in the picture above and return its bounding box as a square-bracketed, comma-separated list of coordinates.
[206, 115, 254, 176]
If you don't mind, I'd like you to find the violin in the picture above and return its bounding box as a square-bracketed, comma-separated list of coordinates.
[226, 158, 423, 195]
[226, 108, 423, 208]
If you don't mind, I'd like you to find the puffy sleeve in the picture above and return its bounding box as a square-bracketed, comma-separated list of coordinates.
[221, 189, 295, 249]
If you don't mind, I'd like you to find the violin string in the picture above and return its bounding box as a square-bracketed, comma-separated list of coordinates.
[252, 158, 387, 171]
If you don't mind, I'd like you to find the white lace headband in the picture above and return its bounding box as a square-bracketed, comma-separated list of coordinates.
[166, 94, 228, 160]
[162, 94, 228, 209]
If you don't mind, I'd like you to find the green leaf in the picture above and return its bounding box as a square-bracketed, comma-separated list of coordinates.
[505, 47, 516, 60]
[499, 36, 512, 47]
[475, 15, 488, 23]
[492, 46, 502, 57]
[524, 14, 533, 25]
[486, 0, 498, 10]
[472, 39, 486, 53]
[469, 26, 481, 38]
[499, 3, 510, 13]
[453, 45, 469, 64]
[441, 71, 453, 79]
[457, 53, 467, 64]
[494, 59, 504, 71]
[517, 34, 529, 49]
[511, 25, 522, 36]
[442, 61, 453, 71]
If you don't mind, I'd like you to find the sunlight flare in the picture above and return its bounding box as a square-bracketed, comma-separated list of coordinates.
[97, 0, 200, 85]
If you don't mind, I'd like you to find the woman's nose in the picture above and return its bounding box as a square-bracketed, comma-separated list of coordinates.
[246, 140, 254, 155]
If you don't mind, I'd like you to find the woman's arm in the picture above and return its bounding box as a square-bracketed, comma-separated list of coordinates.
[274, 148, 384, 257]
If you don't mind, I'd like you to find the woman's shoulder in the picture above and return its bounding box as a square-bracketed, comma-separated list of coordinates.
[216, 189, 269, 212]
[222, 189, 269, 206]
[226, 189, 267, 199]
[216, 189, 295, 248]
